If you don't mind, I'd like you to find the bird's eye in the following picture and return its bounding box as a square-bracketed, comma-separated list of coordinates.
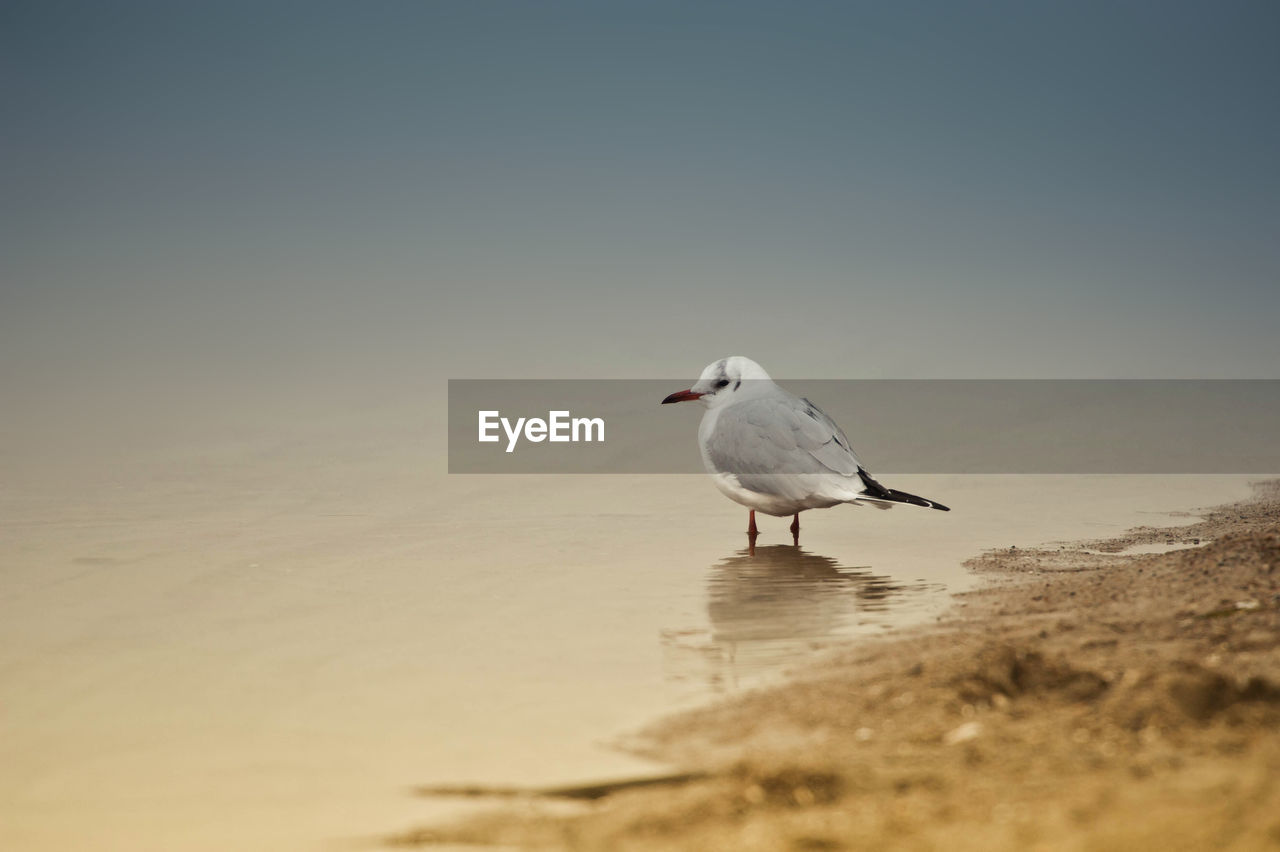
[715, 379, 730, 389]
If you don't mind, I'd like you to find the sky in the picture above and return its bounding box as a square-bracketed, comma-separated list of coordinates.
[3, 0, 1278, 420]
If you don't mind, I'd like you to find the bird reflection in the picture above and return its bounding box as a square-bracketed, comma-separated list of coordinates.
[662, 544, 936, 692]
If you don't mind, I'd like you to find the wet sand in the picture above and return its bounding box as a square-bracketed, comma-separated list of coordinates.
[396, 479, 1280, 851]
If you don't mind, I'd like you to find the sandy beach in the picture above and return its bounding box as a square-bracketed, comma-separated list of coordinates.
[1, 465, 1266, 851]
[395, 479, 1280, 851]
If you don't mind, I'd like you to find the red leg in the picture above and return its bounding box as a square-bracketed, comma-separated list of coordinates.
[747, 510, 759, 536]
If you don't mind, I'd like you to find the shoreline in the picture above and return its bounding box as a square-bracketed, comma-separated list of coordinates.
[394, 478, 1280, 850]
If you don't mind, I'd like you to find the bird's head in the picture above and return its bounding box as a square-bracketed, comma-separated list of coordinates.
[661, 356, 774, 409]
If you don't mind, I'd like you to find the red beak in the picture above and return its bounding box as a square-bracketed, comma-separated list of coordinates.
[661, 388, 704, 404]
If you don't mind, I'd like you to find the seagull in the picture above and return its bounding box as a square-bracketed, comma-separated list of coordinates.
[662, 356, 949, 542]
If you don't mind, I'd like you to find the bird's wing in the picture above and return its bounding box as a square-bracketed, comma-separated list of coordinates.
[793, 397, 863, 475]
[704, 396, 865, 498]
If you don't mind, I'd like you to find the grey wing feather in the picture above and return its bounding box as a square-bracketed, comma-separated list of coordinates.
[795, 397, 863, 475]
[705, 396, 864, 498]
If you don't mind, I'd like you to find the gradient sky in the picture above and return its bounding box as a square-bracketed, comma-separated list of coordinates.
[3, 0, 1278, 412]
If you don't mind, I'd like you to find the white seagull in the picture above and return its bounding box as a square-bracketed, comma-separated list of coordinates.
[662, 356, 949, 540]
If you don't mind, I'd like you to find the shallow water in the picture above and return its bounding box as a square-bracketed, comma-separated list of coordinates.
[1081, 541, 1207, 556]
[0, 438, 1261, 850]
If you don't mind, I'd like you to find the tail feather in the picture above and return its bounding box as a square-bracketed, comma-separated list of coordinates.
[857, 468, 951, 512]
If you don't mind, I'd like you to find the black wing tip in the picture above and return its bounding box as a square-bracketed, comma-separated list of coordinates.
[856, 467, 892, 499]
[883, 489, 945, 510]
[891, 490, 951, 511]
[858, 468, 950, 511]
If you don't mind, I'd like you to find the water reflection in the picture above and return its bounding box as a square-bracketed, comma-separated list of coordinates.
[663, 544, 941, 692]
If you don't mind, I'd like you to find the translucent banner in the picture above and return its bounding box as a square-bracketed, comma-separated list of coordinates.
[448, 380, 1280, 473]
